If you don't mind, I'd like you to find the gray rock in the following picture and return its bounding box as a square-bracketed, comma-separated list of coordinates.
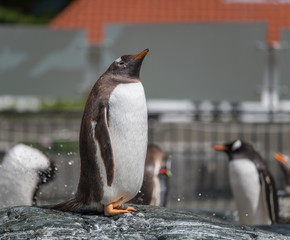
[0, 205, 289, 239]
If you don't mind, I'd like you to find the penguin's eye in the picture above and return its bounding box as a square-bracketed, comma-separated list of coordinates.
[118, 61, 125, 66]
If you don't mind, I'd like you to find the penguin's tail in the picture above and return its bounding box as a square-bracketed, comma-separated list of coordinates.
[51, 198, 83, 212]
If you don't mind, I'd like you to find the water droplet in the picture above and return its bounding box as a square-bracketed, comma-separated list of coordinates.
[198, 193, 202, 197]
[60, 144, 63, 148]
[64, 184, 68, 188]
[57, 153, 61, 156]
[177, 198, 181, 202]
[48, 146, 52, 150]
[212, 213, 216, 216]
[245, 213, 248, 217]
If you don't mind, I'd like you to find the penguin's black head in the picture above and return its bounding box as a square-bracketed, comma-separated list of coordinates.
[275, 153, 290, 185]
[213, 139, 255, 160]
[107, 49, 149, 79]
[275, 153, 290, 169]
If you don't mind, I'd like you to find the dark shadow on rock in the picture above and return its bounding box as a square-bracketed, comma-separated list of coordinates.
[38, 205, 103, 216]
[256, 224, 290, 237]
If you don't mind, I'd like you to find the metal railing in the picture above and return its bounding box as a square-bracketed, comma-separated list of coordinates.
[0, 110, 289, 211]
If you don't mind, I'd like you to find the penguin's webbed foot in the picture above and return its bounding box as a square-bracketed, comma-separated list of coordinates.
[104, 204, 137, 216]
[118, 205, 137, 212]
[126, 206, 137, 212]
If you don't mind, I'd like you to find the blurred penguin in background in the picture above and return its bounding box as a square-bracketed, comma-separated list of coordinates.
[0, 144, 55, 207]
[274, 153, 290, 193]
[213, 139, 279, 225]
[130, 144, 171, 207]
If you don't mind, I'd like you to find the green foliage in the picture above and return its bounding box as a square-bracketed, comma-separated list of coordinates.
[0, 0, 75, 24]
[41, 99, 86, 111]
[22, 140, 78, 154]
[0, 6, 52, 24]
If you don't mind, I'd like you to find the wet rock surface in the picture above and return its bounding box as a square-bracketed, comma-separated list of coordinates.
[0, 205, 290, 239]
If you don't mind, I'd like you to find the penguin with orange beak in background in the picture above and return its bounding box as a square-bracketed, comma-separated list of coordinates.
[213, 139, 279, 225]
[274, 153, 290, 192]
[130, 144, 171, 206]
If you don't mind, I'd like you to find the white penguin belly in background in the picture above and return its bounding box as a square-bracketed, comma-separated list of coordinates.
[229, 159, 271, 225]
[0, 144, 53, 207]
[98, 82, 148, 205]
[150, 161, 162, 206]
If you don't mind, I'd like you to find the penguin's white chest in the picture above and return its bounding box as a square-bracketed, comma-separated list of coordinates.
[98, 82, 148, 204]
[229, 159, 270, 225]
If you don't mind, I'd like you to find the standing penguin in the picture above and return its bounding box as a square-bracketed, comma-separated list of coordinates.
[0, 144, 55, 207]
[130, 144, 171, 206]
[53, 49, 149, 216]
[213, 139, 279, 225]
[274, 153, 290, 191]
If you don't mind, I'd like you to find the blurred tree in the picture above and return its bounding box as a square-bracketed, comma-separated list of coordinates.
[0, 0, 75, 24]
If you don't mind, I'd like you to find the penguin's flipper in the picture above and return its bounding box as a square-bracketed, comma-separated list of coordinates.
[95, 105, 114, 186]
[258, 170, 279, 224]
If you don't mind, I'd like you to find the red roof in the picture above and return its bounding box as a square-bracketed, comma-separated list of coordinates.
[50, 0, 290, 44]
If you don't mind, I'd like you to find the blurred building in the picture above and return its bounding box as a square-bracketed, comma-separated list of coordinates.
[0, 26, 87, 111]
[49, 0, 290, 122]
[1, 1, 290, 117]
[50, 0, 290, 44]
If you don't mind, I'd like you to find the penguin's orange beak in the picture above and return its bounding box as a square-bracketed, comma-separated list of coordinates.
[274, 152, 289, 164]
[213, 145, 229, 151]
[134, 49, 149, 60]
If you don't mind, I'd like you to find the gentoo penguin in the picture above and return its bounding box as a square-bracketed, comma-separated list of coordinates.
[53, 49, 149, 216]
[274, 153, 290, 191]
[213, 139, 279, 225]
[0, 144, 55, 207]
[130, 144, 171, 206]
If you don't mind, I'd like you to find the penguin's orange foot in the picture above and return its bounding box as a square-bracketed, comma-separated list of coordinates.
[126, 206, 138, 212]
[104, 204, 128, 216]
[104, 204, 138, 216]
[117, 205, 138, 212]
